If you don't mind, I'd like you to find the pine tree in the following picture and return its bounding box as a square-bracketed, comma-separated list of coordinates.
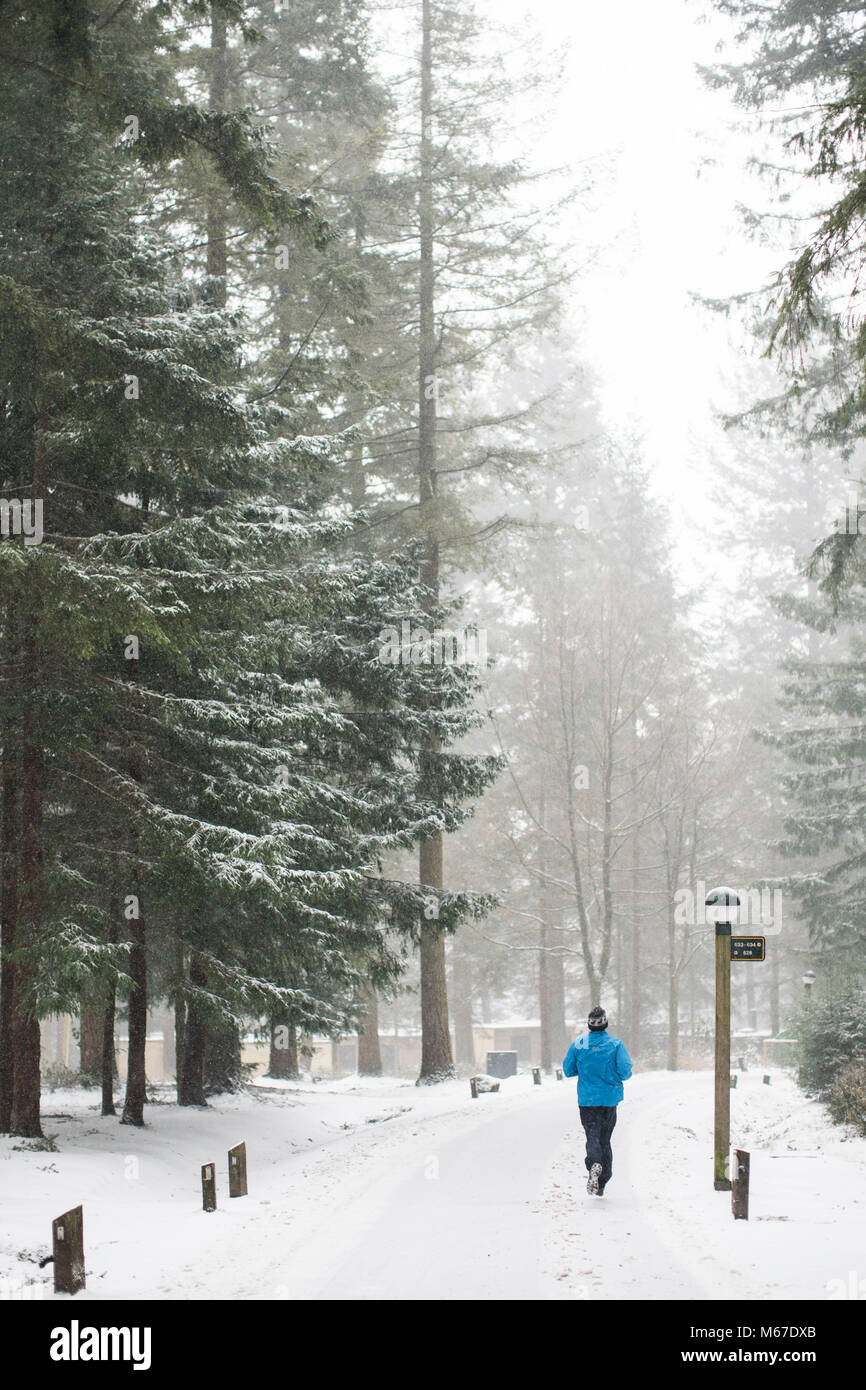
[762, 567, 866, 961]
[0, 0, 502, 1132]
[387, 0, 569, 1080]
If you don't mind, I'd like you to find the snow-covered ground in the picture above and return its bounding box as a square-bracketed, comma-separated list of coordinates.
[1, 1067, 864, 1301]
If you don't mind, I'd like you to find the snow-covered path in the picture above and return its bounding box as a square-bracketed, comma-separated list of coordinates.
[542, 1073, 709, 1300]
[278, 1087, 571, 1300]
[261, 1078, 704, 1300]
[544, 1069, 866, 1301]
[3, 1067, 865, 1301]
[201, 1068, 866, 1302]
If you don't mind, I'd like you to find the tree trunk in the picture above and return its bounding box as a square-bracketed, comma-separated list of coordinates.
[769, 944, 780, 1037]
[537, 787, 552, 1071]
[416, 0, 454, 1084]
[101, 893, 118, 1116]
[539, 920, 552, 1072]
[548, 936, 567, 1065]
[629, 824, 641, 1052]
[78, 991, 102, 1080]
[417, 836, 454, 1082]
[7, 418, 50, 1138]
[120, 622, 146, 1127]
[120, 904, 147, 1125]
[357, 983, 382, 1076]
[173, 6, 237, 1110]
[667, 956, 679, 1071]
[160, 1006, 176, 1079]
[101, 1003, 116, 1118]
[178, 951, 207, 1106]
[174, 942, 186, 1088]
[10, 624, 44, 1138]
[101, 1018, 116, 1122]
[626, 706, 642, 1050]
[268, 1019, 299, 1079]
[0, 697, 20, 1132]
[450, 944, 475, 1068]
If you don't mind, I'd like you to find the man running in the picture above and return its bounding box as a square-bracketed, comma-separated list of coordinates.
[562, 1007, 632, 1196]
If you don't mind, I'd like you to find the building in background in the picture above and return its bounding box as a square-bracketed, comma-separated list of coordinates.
[40, 1013, 572, 1082]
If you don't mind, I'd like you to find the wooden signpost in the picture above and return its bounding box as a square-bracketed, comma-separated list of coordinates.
[706, 888, 771, 1194]
[707, 887, 738, 1191]
[228, 1142, 248, 1198]
[201, 1162, 217, 1212]
[52, 1205, 85, 1295]
[732, 1148, 750, 1220]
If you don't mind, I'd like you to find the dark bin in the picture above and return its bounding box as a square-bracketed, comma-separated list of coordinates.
[486, 1050, 518, 1079]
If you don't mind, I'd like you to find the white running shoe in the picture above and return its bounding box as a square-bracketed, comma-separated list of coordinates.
[586, 1162, 602, 1195]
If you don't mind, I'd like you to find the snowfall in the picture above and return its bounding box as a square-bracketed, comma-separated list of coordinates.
[1, 1066, 864, 1301]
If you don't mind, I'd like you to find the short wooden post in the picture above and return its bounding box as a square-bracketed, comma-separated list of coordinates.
[470, 1076, 478, 1099]
[228, 1141, 248, 1198]
[555, 1067, 563, 1081]
[730, 1073, 737, 1088]
[53, 1205, 85, 1295]
[762, 1074, 771, 1086]
[732, 1148, 750, 1220]
[532, 1067, 541, 1086]
[201, 1162, 217, 1212]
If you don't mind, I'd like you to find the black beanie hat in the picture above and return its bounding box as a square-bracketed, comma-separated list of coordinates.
[588, 1006, 608, 1031]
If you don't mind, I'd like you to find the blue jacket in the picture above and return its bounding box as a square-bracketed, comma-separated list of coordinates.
[563, 1030, 632, 1107]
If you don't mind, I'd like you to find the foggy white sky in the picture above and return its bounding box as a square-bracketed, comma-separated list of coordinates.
[484, 0, 789, 590]
[372, 0, 809, 593]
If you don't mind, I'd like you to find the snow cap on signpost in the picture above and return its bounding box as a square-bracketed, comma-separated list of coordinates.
[705, 886, 740, 935]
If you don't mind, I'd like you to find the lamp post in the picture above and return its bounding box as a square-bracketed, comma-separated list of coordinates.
[706, 886, 740, 1191]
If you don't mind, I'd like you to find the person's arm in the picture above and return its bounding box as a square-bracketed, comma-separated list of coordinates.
[562, 1042, 579, 1078]
[616, 1040, 633, 1081]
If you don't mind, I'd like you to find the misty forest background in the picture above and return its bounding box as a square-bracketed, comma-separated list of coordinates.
[2, 0, 866, 1139]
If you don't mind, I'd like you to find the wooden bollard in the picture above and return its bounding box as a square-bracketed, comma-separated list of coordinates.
[532, 1067, 541, 1086]
[730, 1073, 737, 1088]
[53, 1205, 85, 1295]
[228, 1141, 248, 1198]
[763, 1074, 771, 1086]
[555, 1067, 563, 1081]
[732, 1148, 750, 1220]
[201, 1162, 217, 1212]
[470, 1077, 479, 1099]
